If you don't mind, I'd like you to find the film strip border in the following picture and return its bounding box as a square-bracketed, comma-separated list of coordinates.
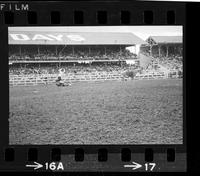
[0, 1, 186, 172]
[0, 146, 186, 172]
[0, 1, 185, 25]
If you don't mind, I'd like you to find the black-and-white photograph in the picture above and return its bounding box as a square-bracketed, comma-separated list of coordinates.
[9, 26, 183, 145]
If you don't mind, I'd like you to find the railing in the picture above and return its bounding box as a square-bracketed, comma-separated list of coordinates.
[134, 72, 167, 80]
[9, 70, 181, 86]
[9, 72, 124, 86]
[134, 70, 180, 80]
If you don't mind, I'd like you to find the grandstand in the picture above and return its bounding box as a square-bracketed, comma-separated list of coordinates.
[141, 36, 182, 57]
[9, 29, 146, 86]
[136, 36, 183, 79]
[9, 29, 183, 86]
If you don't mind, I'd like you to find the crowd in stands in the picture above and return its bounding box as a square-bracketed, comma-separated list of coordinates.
[9, 46, 138, 77]
[9, 55, 182, 78]
[9, 63, 138, 76]
[154, 56, 182, 71]
[140, 51, 182, 72]
[9, 47, 136, 61]
[146, 55, 183, 72]
[9, 45, 183, 78]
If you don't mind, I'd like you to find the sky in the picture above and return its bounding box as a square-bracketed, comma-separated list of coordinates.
[9, 26, 182, 41]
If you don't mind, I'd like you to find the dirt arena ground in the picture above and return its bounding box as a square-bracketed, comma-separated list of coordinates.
[9, 79, 183, 144]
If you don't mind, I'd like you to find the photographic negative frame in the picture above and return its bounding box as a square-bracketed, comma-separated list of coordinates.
[0, 1, 187, 173]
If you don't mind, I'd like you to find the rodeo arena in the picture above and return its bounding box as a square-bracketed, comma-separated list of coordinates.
[9, 28, 183, 145]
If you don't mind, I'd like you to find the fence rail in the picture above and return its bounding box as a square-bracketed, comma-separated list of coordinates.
[9, 72, 124, 86]
[9, 71, 180, 86]
[134, 71, 167, 80]
[134, 70, 180, 80]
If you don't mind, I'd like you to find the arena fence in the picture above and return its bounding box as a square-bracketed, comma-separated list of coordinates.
[9, 72, 124, 86]
[135, 70, 181, 80]
[134, 71, 167, 80]
[9, 70, 180, 86]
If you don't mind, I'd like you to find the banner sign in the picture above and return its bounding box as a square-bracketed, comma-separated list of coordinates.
[8, 30, 146, 45]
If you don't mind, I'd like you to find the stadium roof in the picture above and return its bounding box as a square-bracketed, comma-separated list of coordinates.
[146, 36, 182, 44]
[8, 31, 146, 46]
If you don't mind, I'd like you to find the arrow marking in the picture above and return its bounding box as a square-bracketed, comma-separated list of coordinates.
[124, 161, 142, 170]
[26, 162, 43, 170]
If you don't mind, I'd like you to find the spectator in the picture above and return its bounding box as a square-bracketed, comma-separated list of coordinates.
[9, 62, 137, 76]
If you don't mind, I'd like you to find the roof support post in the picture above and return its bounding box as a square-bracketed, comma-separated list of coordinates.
[37, 46, 40, 55]
[89, 46, 91, 56]
[174, 45, 176, 55]
[72, 46, 74, 56]
[158, 45, 161, 57]
[19, 46, 21, 56]
[119, 45, 122, 60]
[55, 46, 57, 56]
[166, 45, 169, 57]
